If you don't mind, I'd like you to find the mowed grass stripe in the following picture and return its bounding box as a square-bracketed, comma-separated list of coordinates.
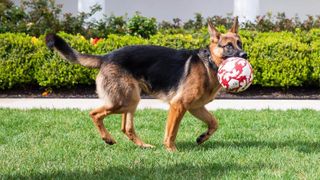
[0, 109, 320, 179]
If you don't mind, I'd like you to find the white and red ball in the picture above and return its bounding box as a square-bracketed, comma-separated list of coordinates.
[217, 57, 253, 93]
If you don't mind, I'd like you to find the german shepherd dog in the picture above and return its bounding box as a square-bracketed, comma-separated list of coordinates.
[46, 17, 247, 151]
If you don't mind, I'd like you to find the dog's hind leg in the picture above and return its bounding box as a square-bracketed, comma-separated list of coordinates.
[189, 106, 218, 145]
[90, 106, 116, 145]
[121, 113, 127, 133]
[122, 111, 155, 148]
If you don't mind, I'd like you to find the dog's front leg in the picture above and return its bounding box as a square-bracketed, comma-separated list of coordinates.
[164, 103, 186, 151]
[189, 106, 218, 145]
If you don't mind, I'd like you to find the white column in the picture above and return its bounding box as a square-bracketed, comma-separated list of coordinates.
[233, 0, 260, 23]
[78, 0, 106, 21]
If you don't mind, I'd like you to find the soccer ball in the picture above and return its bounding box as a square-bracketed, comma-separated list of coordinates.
[217, 57, 253, 93]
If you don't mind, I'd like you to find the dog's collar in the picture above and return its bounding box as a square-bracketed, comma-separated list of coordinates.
[197, 48, 218, 72]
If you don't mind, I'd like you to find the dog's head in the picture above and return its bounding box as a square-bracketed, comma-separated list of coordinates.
[208, 17, 247, 66]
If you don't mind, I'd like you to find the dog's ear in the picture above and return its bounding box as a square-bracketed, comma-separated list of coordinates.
[229, 16, 239, 34]
[207, 20, 220, 43]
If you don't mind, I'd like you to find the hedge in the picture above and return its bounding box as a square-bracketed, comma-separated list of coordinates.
[3, 0, 320, 38]
[0, 30, 319, 89]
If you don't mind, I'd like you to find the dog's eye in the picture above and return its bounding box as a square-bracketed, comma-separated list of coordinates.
[225, 44, 233, 49]
[237, 40, 242, 49]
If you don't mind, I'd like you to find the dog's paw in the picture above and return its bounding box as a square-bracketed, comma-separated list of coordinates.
[140, 143, 155, 148]
[103, 138, 116, 145]
[196, 132, 209, 145]
[166, 146, 177, 152]
[164, 144, 177, 152]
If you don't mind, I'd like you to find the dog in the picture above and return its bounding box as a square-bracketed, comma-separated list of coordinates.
[45, 17, 247, 151]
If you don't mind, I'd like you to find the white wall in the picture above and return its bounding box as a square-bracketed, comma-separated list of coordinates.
[78, 0, 106, 20]
[105, 0, 233, 21]
[12, 0, 320, 21]
[56, 0, 78, 15]
[12, 0, 78, 16]
[234, 0, 260, 22]
[260, 0, 320, 20]
[104, 0, 320, 21]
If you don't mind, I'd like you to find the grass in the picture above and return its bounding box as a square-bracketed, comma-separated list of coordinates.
[1, 108, 320, 179]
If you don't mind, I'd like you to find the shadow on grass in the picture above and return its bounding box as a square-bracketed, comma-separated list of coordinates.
[178, 139, 320, 153]
[2, 162, 268, 179]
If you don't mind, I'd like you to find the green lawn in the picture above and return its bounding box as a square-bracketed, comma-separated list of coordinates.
[1, 108, 320, 179]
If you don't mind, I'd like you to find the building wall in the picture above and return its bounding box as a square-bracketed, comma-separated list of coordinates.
[260, 0, 320, 19]
[105, 0, 320, 21]
[105, 0, 233, 21]
[56, 0, 78, 15]
[12, 0, 320, 21]
[12, 0, 78, 15]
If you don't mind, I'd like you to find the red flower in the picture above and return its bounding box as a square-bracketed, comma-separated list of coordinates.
[91, 38, 101, 45]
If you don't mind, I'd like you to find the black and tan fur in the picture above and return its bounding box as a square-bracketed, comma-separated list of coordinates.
[45, 17, 247, 151]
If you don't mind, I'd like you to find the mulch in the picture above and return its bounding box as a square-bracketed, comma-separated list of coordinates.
[1, 85, 319, 99]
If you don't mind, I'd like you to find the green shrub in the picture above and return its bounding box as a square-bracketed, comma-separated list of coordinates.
[309, 29, 320, 86]
[33, 33, 97, 88]
[2, 0, 320, 38]
[95, 34, 148, 53]
[60, 4, 102, 38]
[34, 56, 97, 88]
[149, 33, 204, 49]
[20, 0, 62, 36]
[246, 31, 311, 87]
[0, 30, 320, 89]
[34, 33, 148, 88]
[127, 12, 157, 38]
[0, 33, 37, 89]
[86, 14, 127, 38]
[0, 1, 28, 33]
[183, 13, 205, 30]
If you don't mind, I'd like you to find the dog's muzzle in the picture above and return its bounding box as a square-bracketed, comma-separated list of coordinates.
[239, 51, 248, 59]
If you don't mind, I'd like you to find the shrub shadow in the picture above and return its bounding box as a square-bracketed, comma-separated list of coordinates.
[178, 139, 320, 153]
[2, 161, 268, 179]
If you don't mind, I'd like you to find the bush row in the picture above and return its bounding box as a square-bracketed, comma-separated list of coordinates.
[0, 29, 319, 90]
[2, 0, 320, 38]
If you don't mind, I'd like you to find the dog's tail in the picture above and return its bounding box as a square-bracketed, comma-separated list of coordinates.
[45, 34, 102, 68]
